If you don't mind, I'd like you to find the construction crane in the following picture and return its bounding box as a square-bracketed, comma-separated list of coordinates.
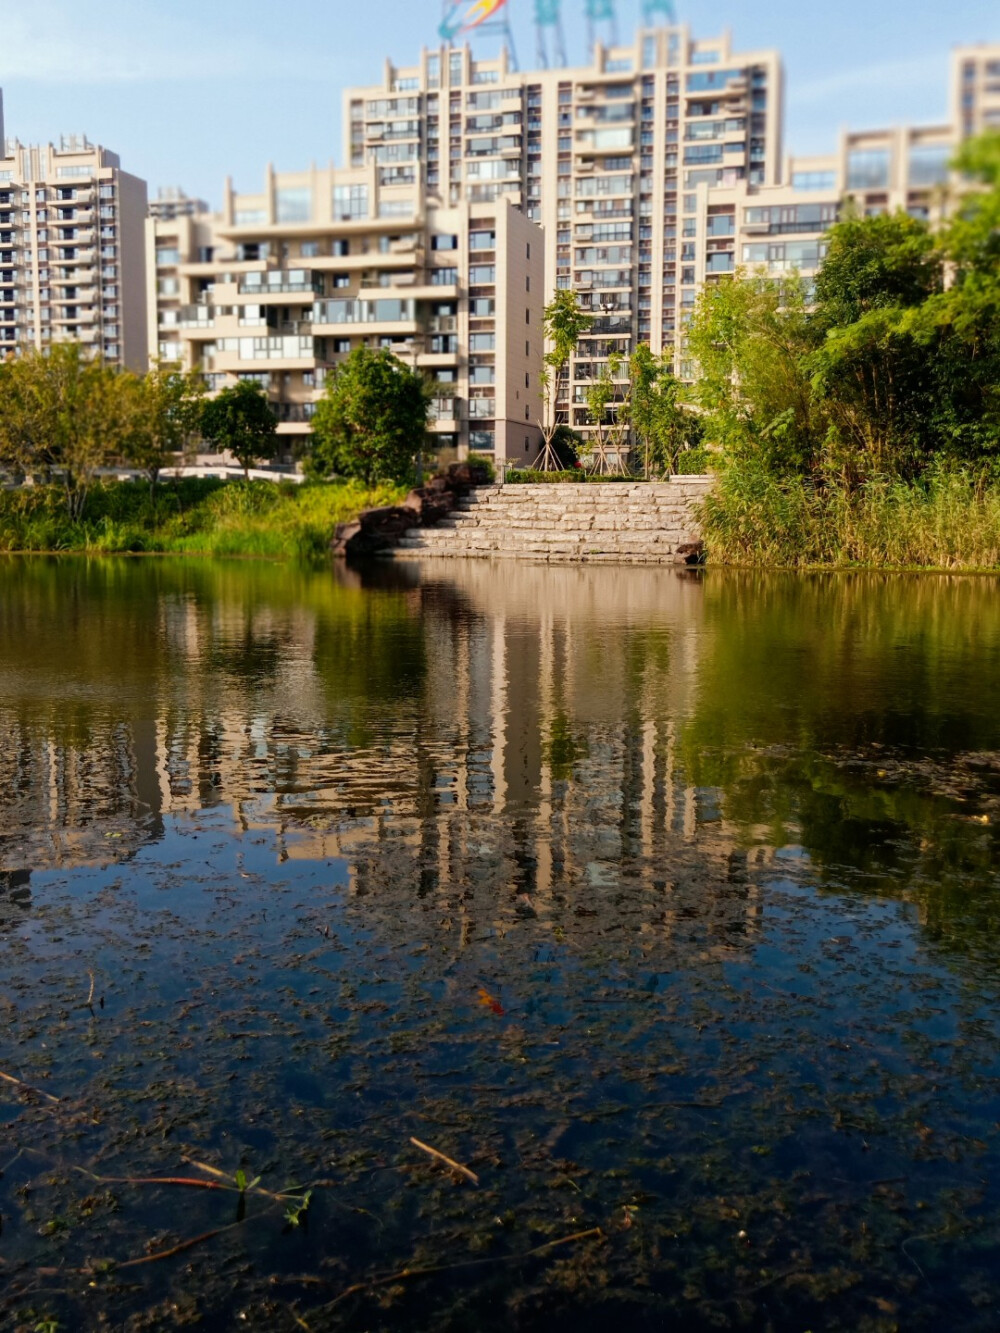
[642, 0, 676, 24]
[534, 0, 567, 69]
[440, 0, 519, 69]
[585, 0, 619, 56]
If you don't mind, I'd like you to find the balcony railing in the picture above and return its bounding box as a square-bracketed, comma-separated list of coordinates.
[238, 271, 323, 295]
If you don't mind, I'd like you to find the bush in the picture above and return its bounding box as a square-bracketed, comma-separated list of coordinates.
[676, 446, 713, 475]
[505, 468, 585, 484]
[702, 458, 1000, 568]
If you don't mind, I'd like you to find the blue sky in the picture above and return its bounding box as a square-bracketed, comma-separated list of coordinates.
[0, 0, 997, 206]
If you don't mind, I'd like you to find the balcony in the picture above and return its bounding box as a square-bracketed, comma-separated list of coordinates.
[178, 304, 215, 328]
[239, 273, 323, 297]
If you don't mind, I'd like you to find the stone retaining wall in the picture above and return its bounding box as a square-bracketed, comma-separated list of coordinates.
[392, 477, 713, 564]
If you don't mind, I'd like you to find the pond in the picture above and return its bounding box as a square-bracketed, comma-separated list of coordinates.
[2, 557, 1000, 1331]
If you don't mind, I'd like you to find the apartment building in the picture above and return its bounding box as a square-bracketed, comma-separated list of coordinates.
[149, 187, 209, 221]
[953, 43, 1000, 138]
[344, 27, 782, 437]
[147, 166, 543, 463]
[0, 91, 148, 371]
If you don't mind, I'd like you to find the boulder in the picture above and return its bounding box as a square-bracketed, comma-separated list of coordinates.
[673, 540, 706, 567]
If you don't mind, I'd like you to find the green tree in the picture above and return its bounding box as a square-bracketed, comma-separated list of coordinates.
[124, 361, 205, 497]
[585, 350, 630, 475]
[308, 347, 428, 486]
[629, 344, 693, 477]
[687, 269, 820, 476]
[807, 210, 945, 483]
[0, 344, 132, 517]
[200, 380, 279, 480]
[537, 290, 592, 471]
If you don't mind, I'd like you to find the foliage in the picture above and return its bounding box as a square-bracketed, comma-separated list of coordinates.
[687, 131, 1000, 562]
[308, 347, 429, 486]
[505, 467, 585, 484]
[702, 458, 1000, 568]
[467, 452, 497, 482]
[200, 380, 279, 479]
[687, 268, 821, 476]
[123, 361, 204, 495]
[537, 290, 592, 470]
[0, 477, 405, 560]
[584, 350, 631, 476]
[0, 345, 134, 519]
[629, 343, 697, 477]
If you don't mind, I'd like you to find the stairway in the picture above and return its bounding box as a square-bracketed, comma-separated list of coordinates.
[394, 477, 713, 563]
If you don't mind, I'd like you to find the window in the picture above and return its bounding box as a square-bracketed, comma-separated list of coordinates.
[432, 234, 458, 250]
[432, 267, 458, 285]
[908, 143, 950, 187]
[301, 240, 320, 258]
[791, 170, 837, 192]
[156, 247, 180, 266]
[469, 265, 496, 283]
[276, 187, 311, 223]
[469, 231, 495, 250]
[378, 199, 414, 218]
[847, 148, 891, 190]
[333, 184, 368, 220]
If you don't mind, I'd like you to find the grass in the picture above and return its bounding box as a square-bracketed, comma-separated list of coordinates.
[0, 478, 408, 561]
[702, 461, 1000, 569]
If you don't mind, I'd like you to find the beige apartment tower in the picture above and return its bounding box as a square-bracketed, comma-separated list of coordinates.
[343, 26, 782, 437]
[147, 166, 544, 464]
[0, 91, 148, 371]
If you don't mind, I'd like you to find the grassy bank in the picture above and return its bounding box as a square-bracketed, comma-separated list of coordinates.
[0, 478, 407, 560]
[702, 463, 1000, 569]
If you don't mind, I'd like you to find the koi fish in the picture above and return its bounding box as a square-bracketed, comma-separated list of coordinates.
[477, 987, 505, 1016]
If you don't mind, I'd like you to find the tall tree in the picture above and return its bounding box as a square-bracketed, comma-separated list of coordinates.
[200, 380, 279, 480]
[536, 290, 592, 472]
[629, 344, 693, 477]
[687, 269, 820, 476]
[124, 361, 205, 497]
[0, 345, 132, 517]
[308, 347, 429, 486]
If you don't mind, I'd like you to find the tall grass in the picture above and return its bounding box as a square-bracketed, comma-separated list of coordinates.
[702, 461, 1000, 569]
[0, 478, 407, 561]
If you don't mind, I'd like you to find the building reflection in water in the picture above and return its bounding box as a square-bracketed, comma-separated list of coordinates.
[0, 559, 768, 955]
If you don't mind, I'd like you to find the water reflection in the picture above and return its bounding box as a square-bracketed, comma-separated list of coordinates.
[4, 558, 1000, 1330]
[3, 560, 1000, 957]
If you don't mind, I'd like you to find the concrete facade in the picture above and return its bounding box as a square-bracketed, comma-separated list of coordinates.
[344, 27, 783, 441]
[0, 96, 148, 372]
[147, 168, 543, 464]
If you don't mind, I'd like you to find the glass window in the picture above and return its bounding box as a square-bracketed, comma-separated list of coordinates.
[908, 143, 950, 187]
[432, 234, 458, 250]
[847, 148, 891, 190]
[276, 187, 311, 223]
[235, 208, 267, 225]
[155, 247, 180, 266]
[333, 184, 368, 220]
[791, 170, 837, 191]
[301, 240, 320, 258]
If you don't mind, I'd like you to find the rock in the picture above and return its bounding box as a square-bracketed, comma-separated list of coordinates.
[674, 540, 706, 566]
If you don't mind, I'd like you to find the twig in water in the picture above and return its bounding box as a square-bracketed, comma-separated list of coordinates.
[410, 1137, 479, 1185]
[323, 1226, 604, 1313]
[86, 971, 95, 1008]
[0, 1070, 61, 1105]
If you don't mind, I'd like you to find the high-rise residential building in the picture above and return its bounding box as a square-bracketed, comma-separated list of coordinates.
[0, 90, 149, 371]
[147, 166, 543, 463]
[953, 43, 1000, 138]
[149, 187, 210, 221]
[343, 26, 783, 437]
[147, 31, 1000, 468]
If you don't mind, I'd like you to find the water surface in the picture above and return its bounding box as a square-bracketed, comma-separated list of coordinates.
[2, 558, 1000, 1331]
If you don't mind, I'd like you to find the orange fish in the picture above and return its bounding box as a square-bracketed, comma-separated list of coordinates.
[477, 987, 505, 1017]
